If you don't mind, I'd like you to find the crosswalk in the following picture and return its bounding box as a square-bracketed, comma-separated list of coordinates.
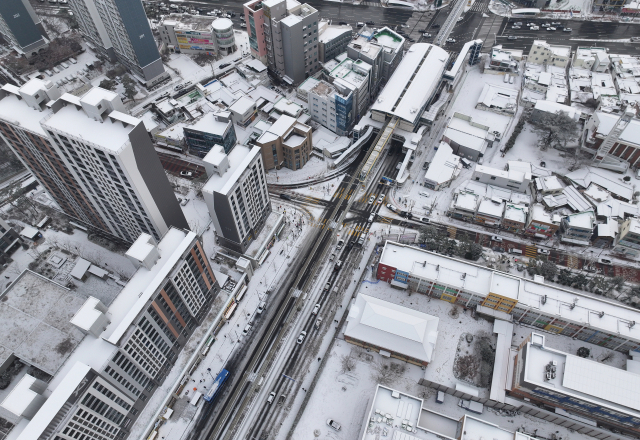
[361, 1, 384, 6]
[525, 245, 537, 258]
[447, 225, 457, 238]
[470, 0, 490, 13]
[567, 254, 579, 269]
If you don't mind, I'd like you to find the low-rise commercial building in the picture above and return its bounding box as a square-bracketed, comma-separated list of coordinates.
[560, 210, 596, 245]
[472, 164, 530, 193]
[202, 145, 271, 253]
[442, 113, 495, 162]
[511, 332, 640, 436]
[527, 40, 571, 68]
[159, 15, 237, 56]
[476, 83, 519, 116]
[254, 114, 312, 170]
[423, 142, 461, 190]
[376, 240, 640, 354]
[301, 78, 352, 135]
[502, 203, 528, 233]
[183, 112, 237, 157]
[525, 203, 561, 238]
[345, 293, 439, 367]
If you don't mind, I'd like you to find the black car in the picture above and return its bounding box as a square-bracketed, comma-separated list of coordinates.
[407, 37, 415, 42]
[280, 193, 292, 201]
[219, 63, 231, 69]
[339, 21, 348, 25]
[366, 21, 375, 25]
[432, 24, 441, 28]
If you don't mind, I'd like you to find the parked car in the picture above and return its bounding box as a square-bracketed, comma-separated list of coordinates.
[241, 323, 252, 336]
[68, 57, 77, 64]
[419, 191, 429, 197]
[511, 25, 521, 29]
[491, 236, 503, 242]
[446, 38, 456, 43]
[530, 26, 539, 30]
[551, 21, 561, 25]
[386, 203, 397, 212]
[296, 331, 307, 344]
[547, 27, 556, 31]
[366, 20, 375, 25]
[513, 21, 523, 25]
[599, 258, 613, 265]
[312, 304, 320, 315]
[180, 170, 193, 177]
[537, 248, 550, 255]
[419, 217, 430, 224]
[327, 419, 342, 431]
[219, 63, 231, 69]
[257, 301, 266, 314]
[422, 162, 429, 169]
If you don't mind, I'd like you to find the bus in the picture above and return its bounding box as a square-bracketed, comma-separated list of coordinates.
[204, 369, 229, 402]
[511, 8, 540, 16]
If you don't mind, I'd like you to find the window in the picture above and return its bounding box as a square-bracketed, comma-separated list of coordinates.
[490, 176, 496, 180]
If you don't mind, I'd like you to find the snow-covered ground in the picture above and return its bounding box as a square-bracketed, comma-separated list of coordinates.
[292, 269, 625, 440]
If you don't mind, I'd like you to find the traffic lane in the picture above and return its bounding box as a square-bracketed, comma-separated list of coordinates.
[157, 152, 206, 179]
[502, 17, 640, 39]
[447, 12, 485, 50]
[496, 35, 640, 55]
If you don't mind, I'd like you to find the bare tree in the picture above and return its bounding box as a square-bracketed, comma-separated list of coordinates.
[370, 361, 406, 386]
[340, 353, 357, 373]
[454, 354, 480, 382]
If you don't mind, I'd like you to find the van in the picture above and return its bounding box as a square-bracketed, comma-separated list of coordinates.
[508, 248, 523, 255]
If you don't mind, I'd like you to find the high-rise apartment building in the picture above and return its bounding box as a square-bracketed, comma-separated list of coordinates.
[0, 79, 188, 243]
[257, 0, 319, 85]
[69, 0, 169, 86]
[0, 228, 219, 440]
[299, 78, 353, 135]
[0, 0, 48, 57]
[202, 144, 271, 253]
[0, 217, 20, 262]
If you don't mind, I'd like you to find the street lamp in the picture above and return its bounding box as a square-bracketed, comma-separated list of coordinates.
[206, 367, 215, 380]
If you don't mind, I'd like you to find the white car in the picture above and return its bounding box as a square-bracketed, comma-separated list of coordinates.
[419, 191, 429, 197]
[386, 203, 397, 212]
[537, 249, 550, 255]
[377, 194, 385, 204]
[530, 26, 539, 30]
[491, 236, 503, 242]
[327, 419, 342, 431]
[446, 38, 456, 43]
[599, 258, 613, 265]
[547, 27, 556, 31]
[312, 304, 320, 315]
[267, 392, 276, 404]
[563, 27, 572, 32]
[368, 195, 375, 204]
[297, 331, 307, 344]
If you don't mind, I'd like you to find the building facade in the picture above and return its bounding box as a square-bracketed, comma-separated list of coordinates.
[261, 0, 319, 85]
[69, 0, 169, 86]
[254, 114, 312, 170]
[243, 0, 268, 64]
[0, 217, 20, 263]
[612, 217, 640, 258]
[525, 204, 560, 238]
[560, 211, 596, 245]
[0, 0, 48, 58]
[158, 15, 237, 56]
[527, 40, 571, 68]
[0, 80, 188, 243]
[202, 145, 271, 253]
[301, 78, 353, 135]
[318, 24, 351, 63]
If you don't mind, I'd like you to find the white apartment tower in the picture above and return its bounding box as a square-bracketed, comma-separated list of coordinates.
[69, 0, 169, 86]
[0, 79, 188, 243]
[202, 145, 271, 253]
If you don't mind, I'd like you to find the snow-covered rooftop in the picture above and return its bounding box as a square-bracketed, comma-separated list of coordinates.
[319, 25, 351, 43]
[379, 241, 640, 344]
[1, 374, 42, 417]
[424, 142, 461, 185]
[103, 228, 196, 345]
[566, 167, 633, 201]
[523, 335, 640, 417]
[592, 111, 640, 147]
[503, 203, 527, 223]
[0, 89, 50, 136]
[534, 100, 578, 119]
[14, 362, 91, 440]
[202, 145, 261, 195]
[371, 44, 448, 126]
[477, 84, 518, 111]
[444, 114, 489, 153]
[0, 271, 86, 375]
[346, 293, 439, 364]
